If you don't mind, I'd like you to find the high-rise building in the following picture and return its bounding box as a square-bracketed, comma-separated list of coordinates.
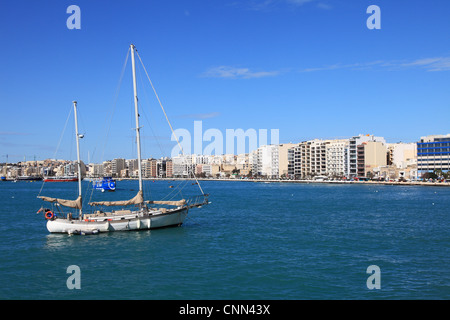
[326, 139, 349, 178]
[347, 134, 385, 178]
[111, 158, 125, 177]
[278, 143, 295, 178]
[417, 134, 450, 174]
[357, 141, 387, 177]
[255, 145, 279, 178]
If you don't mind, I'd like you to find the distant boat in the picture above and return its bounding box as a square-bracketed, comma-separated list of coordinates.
[44, 176, 79, 182]
[16, 176, 42, 181]
[93, 177, 116, 191]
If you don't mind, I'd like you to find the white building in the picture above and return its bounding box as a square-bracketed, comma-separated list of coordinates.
[172, 155, 194, 177]
[256, 145, 279, 178]
[387, 143, 417, 169]
[326, 139, 349, 178]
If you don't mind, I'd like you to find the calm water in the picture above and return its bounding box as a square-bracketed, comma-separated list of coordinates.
[0, 180, 449, 300]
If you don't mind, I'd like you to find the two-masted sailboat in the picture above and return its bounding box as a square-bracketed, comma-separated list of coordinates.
[37, 44, 209, 235]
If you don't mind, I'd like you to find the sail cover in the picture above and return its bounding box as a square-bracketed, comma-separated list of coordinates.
[88, 190, 144, 207]
[146, 199, 186, 206]
[38, 195, 82, 209]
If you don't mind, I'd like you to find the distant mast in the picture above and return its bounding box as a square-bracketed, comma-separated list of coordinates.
[73, 100, 83, 217]
[130, 44, 143, 195]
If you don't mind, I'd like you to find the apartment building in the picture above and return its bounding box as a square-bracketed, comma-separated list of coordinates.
[387, 143, 417, 169]
[309, 139, 328, 177]
[326, 139, 349, 178]
[172, 155, 195, 177]
[90, 163, 104, 177]
[293, 140, 329, 178]
[293, 142, 309, 178]
[111, 158, 126, 177]
[357, 141, 387, 177]
[278, 143, 295, 178]
[236, 153, 251, 176]
[166, 160, 173, 178]
[348, 134, 386, 178]
[256, 145, 279, 178]
[417, 134, 450, 174]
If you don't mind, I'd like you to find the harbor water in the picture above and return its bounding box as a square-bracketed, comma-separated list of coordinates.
[0, 180, 448, 299]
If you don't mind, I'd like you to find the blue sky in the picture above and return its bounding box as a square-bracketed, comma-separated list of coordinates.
[1, 0, 449, 163]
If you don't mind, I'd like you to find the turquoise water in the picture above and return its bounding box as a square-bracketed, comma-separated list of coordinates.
[0, 180, 449, 299]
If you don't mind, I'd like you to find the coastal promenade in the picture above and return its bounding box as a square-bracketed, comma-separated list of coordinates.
[114, 177, 450, 187]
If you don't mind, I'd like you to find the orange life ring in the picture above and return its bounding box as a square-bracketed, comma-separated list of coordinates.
[45, 211, 54, 220]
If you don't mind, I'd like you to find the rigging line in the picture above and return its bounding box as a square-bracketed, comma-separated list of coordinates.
[38, 105, 73, 197]
[88, 48, 130, 204]
[135, 50, 205, 196]
[161, 179, 189, 201]
[54, 105, 73, 159]
[137, 61, 169, 160]
[97, 47, 130, 163]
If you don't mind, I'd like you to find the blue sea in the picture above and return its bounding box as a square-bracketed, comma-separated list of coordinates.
[0, 180, 449, 300]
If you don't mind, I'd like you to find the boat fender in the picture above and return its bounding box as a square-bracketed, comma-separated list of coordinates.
[45, 211, 54, 220]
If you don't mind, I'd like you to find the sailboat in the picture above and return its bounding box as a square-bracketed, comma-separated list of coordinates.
[37, 44, 209, 235]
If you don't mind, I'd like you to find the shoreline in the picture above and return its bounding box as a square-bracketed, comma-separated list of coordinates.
[110, 177, 450, 187]
[7, 177, 448, 187]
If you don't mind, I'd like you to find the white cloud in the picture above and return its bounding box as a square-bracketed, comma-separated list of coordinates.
[233, 0, 319, 11]
[316, 2, 332, 10]
[178, 112, 221, 119]
[400, 57, 450, 72]
[300, 57, 450, 72]
[286, 0, 315, 5]
[202, 66, 280, 79]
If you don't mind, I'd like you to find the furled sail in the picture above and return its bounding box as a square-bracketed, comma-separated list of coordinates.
[38, 195, 82, 209]
[88, 190, 144, 207]
[146, 199, 186, 206]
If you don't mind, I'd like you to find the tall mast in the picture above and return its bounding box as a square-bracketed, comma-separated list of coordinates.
[73, 100, 83, 216]
[130, 44, 143, 193]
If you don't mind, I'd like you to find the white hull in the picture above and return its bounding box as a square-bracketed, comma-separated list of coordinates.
[46, 209, 188, 234]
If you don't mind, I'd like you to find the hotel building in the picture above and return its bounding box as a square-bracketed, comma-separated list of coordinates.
[417, 134, 450, 174]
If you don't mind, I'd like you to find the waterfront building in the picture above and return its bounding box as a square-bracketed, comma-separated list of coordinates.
[326, 139, 349, 178]
[347, 134, 385, 178]
[287, 147, 294, 178]
[293, 143, 302, 178]
[256, 145, 279, 178]
[102, 161, 112, 176]
[293, 141, 310, 179]
[293, 140, 329, 179]
[278, 143, 295, 178]
[172, 155, 195, 177]
[417, 134, 450, 175]
[309, 139, 329, 177]
[166, 160, 173, 178]
[127, 159, 139, 177]
[90, 163, 104, 177]
[250, 150, 258, 177]
[236, 153, 251, 176]
[141, 158, 159, 178]
[387, 143, 417, 168]
[356, 141, 387, 178]
[111, 158, 126, 177]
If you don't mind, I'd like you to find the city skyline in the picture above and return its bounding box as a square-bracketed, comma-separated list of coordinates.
[1, 1, 450, 163]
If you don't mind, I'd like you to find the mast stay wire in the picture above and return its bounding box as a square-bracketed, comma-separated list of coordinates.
[88, 48, 131, 205]
[135, 50, 205, 197]
[135, 61, 188, 201]
[38, 105, 73, 198]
